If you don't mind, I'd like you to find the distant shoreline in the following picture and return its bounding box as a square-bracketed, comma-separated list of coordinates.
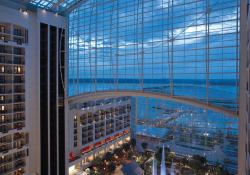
[68, 78, 237, 86]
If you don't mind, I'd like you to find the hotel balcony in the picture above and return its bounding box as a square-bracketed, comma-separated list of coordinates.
[13, 159, 26, 171]
[0, 150, 27, 168]
[94, 127, 105, 134]
[106, 119, 114, 125]
[13, 133, 26, 141]
[13, 76, 24, 84]
[0, 78, 24, 85]
[13, 95, 25, 103]
[82, 130, 93, 137]
[115, 123, 123, 131]
[0, 77, 13, 84]
[0, 45, 12, 54]
[94, 115, 105, 122]
[106, 128, 114, 135]
[80, 118, 87, 125]
[13, 47, 24, 56]
[13, 113, 25, 123]
[95, 122, 105, 129]
[13, 122, 25, 130]
[0, 108, 12, 114]
[0, 154, 12, 165]
[95, 132, 105, 140]
[0, 86, 12, 94]
[13, 86, 25, 94]
[13, 106, 25, 113]
[0, 98, 12, 104]
[0, 143, 12, 153]
[13, 150, 26, 160]
[13, 57, 25, 65]
[82, 126, 93, 133]
[0, 115, 12, 125]
[0, 135, 12, 145]
[0, 124, 11, 133]
[0, 56, 12, 65]
[106, 125, 114, 131]
[13, 139, 27, 149]
[124, 122, 130, 128]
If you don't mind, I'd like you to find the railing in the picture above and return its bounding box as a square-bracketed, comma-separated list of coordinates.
[13, 151, 26, 159]
[13, 59, 24, 65]
[0, 118, 11, 124]
[0, 109, 12, 114]
[13, 88, 25, 93]
[13, 98, 25, 103]
[0, 143, 12, 153]
[0, 89, 12, 94]
[0, 99, 12, 104]
[0, 125, 11, 133]
[0, 58, 12, 64]
[13, 117, 25, 123]
[13, 122, 25, 130]
[0, 79, 13, 84]
[13, 107, 25, 112]
[0, 156, 12, 164]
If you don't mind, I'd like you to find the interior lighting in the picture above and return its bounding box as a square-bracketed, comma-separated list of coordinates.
[19, 8, 28, 16]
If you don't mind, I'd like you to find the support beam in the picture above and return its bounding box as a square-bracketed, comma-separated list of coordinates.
[67, 90, 238, 118]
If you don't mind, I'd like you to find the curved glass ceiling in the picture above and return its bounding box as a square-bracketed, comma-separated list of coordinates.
[11, 0, 82, 13]
[30, 0, 80, 12]
[68, 0, 240, 113]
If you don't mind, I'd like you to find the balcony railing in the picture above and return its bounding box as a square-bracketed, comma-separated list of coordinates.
[13, 116, 25, 122]
[0, 125, 11, 133]
[0, 58, 12, 64]
[13, 122, 25, 130]
[0, 143, 12, 153]
[0, 156, 12, 164]
[0, 89, 12, 94]
[0, 118, 12, 124]
[0, 109, 12, 114]
[13, 88, 25, 93]
[13, 59, 24, 65]
[0, 99, 12, 104]
[13, 107, 25, 112]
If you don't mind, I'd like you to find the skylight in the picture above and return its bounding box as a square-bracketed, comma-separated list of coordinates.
[28, 0, 82, 13]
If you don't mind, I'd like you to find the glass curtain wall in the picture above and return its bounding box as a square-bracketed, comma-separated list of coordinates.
[68, 0, 239, 113]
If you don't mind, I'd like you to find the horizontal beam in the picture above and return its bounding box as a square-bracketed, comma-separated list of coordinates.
[67, 90, 238, 118]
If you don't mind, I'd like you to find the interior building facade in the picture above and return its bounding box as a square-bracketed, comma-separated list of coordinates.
[0, 0, 248, 175]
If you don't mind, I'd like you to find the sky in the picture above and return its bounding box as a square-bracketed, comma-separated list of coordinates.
[68, 0, 239, 80]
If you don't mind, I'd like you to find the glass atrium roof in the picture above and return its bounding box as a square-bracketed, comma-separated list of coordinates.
[11, 0, 82, 13]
